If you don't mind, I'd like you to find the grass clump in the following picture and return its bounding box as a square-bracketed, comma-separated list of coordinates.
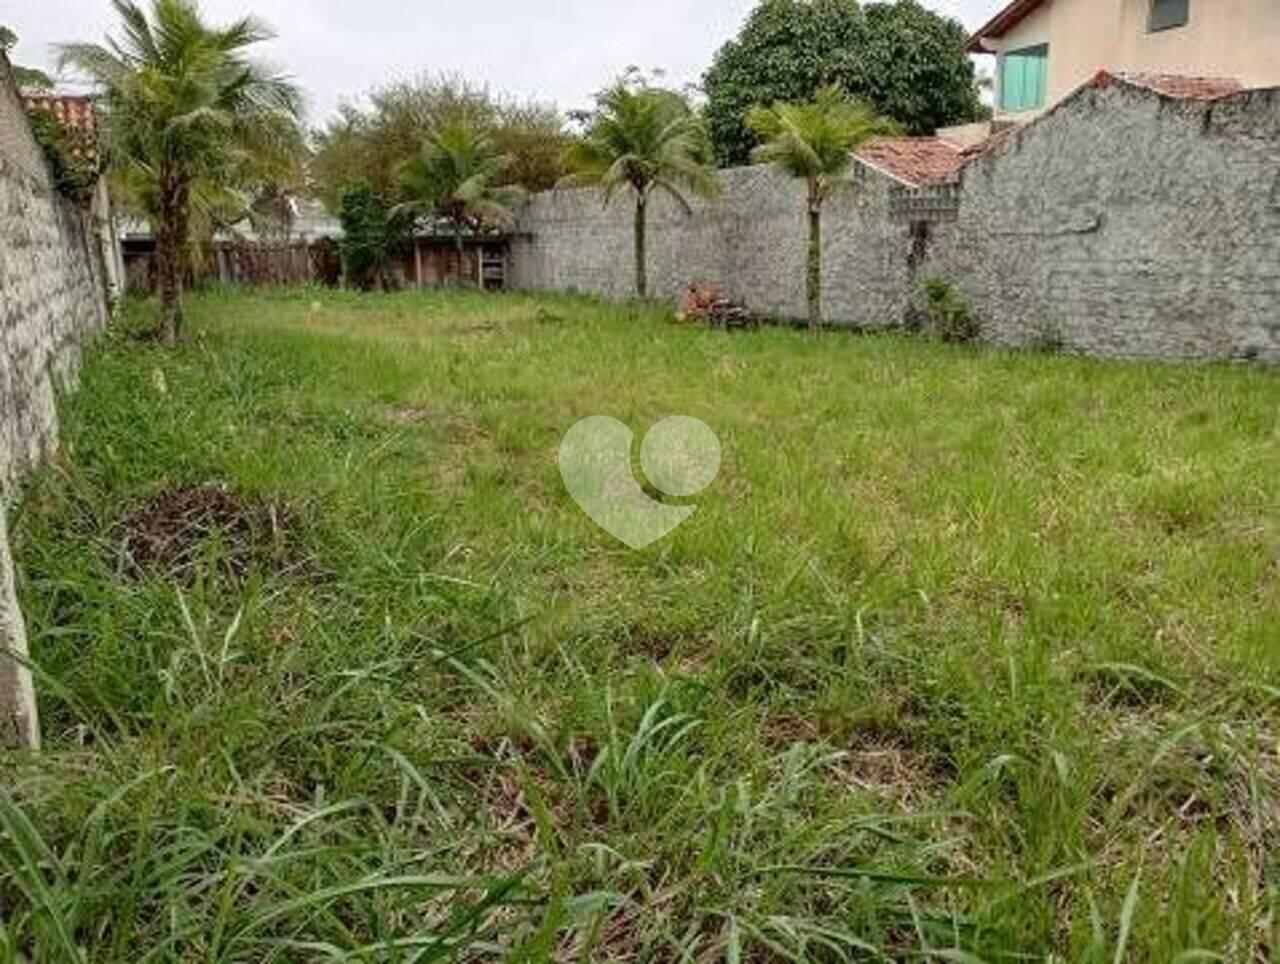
[3, 287, 1278, 960]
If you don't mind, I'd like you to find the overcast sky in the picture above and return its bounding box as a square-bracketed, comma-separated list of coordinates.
[1, 0, 994, 126]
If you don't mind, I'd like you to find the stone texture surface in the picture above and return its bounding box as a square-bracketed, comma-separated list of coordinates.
[511, 80, 1280, 363]
[0, 58, 107, 747]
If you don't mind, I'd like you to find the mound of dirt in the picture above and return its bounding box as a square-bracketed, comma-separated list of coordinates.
[118, 483, 296, 581]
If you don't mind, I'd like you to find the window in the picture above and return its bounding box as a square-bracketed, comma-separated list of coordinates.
[1000, 45, 1049, 112]
[1149, 0, 1190, 31]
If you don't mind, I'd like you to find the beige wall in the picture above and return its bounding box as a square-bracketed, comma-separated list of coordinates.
[1115, 0, 1280, 89]
[988, 0, 1280, 115]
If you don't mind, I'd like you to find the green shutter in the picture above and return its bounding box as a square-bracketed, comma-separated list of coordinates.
[1001, 45, 1049, 111]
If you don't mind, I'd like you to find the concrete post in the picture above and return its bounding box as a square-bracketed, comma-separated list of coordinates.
[0, 505, 40, 750]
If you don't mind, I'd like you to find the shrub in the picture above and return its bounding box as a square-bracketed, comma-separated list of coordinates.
[337, 186, 411, 291]
[921, 277, 979, 343]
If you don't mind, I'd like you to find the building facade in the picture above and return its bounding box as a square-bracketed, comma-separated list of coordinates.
[968, 0, 1280, 117]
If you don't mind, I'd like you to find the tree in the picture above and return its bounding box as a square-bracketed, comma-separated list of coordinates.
[748, 85, 896, 330]
[338, 185, 411, 291]
[395, 120, 526, 284]
[563, 84, 719, 300]
[59, 0, 301, 345]
[312, 74, 571, 210]
[704, 0, 982, 166]
[1, 26, 55, 89]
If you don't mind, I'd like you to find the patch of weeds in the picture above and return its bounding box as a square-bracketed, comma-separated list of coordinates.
[115, 482, 298, 582]
[922, 277, 980, 343]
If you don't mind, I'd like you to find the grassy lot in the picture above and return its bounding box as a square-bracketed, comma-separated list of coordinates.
[3, 287, 1278, 961]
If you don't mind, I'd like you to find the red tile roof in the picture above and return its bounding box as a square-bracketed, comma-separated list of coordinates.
[1110, 72, 1245, 100]
[856, 137, 965, 187]
[20, 92, 99, 163]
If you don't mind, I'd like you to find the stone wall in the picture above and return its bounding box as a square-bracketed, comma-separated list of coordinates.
[511, 78, 1280, 363]
[510, 162, 917, 328]
[0, 56, 109, 747]
[930, 82, 1280, 361]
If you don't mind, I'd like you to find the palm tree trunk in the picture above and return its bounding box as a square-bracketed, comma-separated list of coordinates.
[807, 201, 823, 332]
[455, 227, 465, 287]
[634, 193, 648, 300]
[155, 178, 189, 347]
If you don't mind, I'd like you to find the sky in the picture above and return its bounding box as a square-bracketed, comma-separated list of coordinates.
[1, 0, 996, 126]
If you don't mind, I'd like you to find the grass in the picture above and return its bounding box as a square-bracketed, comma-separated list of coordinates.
[2, 285, 1278, 961]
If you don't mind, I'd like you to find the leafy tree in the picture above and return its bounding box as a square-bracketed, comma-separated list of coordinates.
[564, 84, 719, 300]
[59, 0, 301, 345]
[749, 85, 896, 330]
[312, 74, 570, 210]
[395, 121, 525, 284]
[337, 185, 411, 291]
[704, 0, 982, 166]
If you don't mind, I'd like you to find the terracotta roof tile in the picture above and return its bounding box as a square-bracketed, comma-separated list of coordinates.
[20, 92, 99, 163]
[1112, 72, 1245, 100]
[856, 137, 965, 187]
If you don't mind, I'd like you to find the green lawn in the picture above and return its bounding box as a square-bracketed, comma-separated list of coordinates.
[4, 287, 1278, 960]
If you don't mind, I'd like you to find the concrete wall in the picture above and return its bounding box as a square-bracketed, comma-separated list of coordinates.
[0, 56, 109, 747]
[511, 164, 919, 329]
[931, 81, 1280, 360]
[511, 79, 1280, 365]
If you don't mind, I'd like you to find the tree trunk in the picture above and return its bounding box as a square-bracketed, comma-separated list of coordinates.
[634, 193, 648, 300]
[155, 178, 189, 347]
[455, 228, 466, 288]
[807, 201, 823, 332]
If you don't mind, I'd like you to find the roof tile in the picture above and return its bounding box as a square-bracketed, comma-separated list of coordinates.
[855, 137, 965, 187]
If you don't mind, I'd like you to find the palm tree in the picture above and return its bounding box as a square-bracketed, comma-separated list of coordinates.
[748, 86, 897, 331]
[563, 85, 719, 300]
[59, 0, 301, 345]
[396, 120, 526, 286]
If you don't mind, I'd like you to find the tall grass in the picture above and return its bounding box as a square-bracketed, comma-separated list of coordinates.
[2, 287, 1276, 959]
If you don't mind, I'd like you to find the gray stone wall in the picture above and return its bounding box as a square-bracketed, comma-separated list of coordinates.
[509, 164, 917, 328]
[511, 80, 1280, 363]
[0, 57, 108, 747]
[930, 83, 1280, 361]
[0, 61, 107, 488]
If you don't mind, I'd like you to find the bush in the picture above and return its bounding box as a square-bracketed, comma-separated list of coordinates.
[921, 277, 979, 343]
[337, 186, 411, 291]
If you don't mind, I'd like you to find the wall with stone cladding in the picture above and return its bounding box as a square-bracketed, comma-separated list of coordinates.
[509, 164, 920, 328]
[0, 57, 108, 746]
[511, 80, 1280, 363]
[928, 82, 1280, 361]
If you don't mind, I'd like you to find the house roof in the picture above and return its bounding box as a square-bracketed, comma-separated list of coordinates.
[854, 71, 1249, 189]
[20, 91, 99, 164]
[966, 0, 1047, 52]
[855, 137, 966, 187]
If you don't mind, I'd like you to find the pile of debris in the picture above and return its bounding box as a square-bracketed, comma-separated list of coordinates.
[679, 281, 758, 330]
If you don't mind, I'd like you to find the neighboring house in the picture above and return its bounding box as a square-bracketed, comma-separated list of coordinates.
[967, 0, 1280, 117]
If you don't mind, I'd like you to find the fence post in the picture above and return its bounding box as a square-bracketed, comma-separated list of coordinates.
[0, 503, 39, 750]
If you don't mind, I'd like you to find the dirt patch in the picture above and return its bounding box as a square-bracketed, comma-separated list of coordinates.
[118, 483, 297, 581]
[379, 403, 431, 424]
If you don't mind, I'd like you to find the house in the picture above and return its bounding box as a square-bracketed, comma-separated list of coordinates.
[967, 0, 1280, 117]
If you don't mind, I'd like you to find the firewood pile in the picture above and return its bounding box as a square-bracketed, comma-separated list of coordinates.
[679, 281, 759, 330]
